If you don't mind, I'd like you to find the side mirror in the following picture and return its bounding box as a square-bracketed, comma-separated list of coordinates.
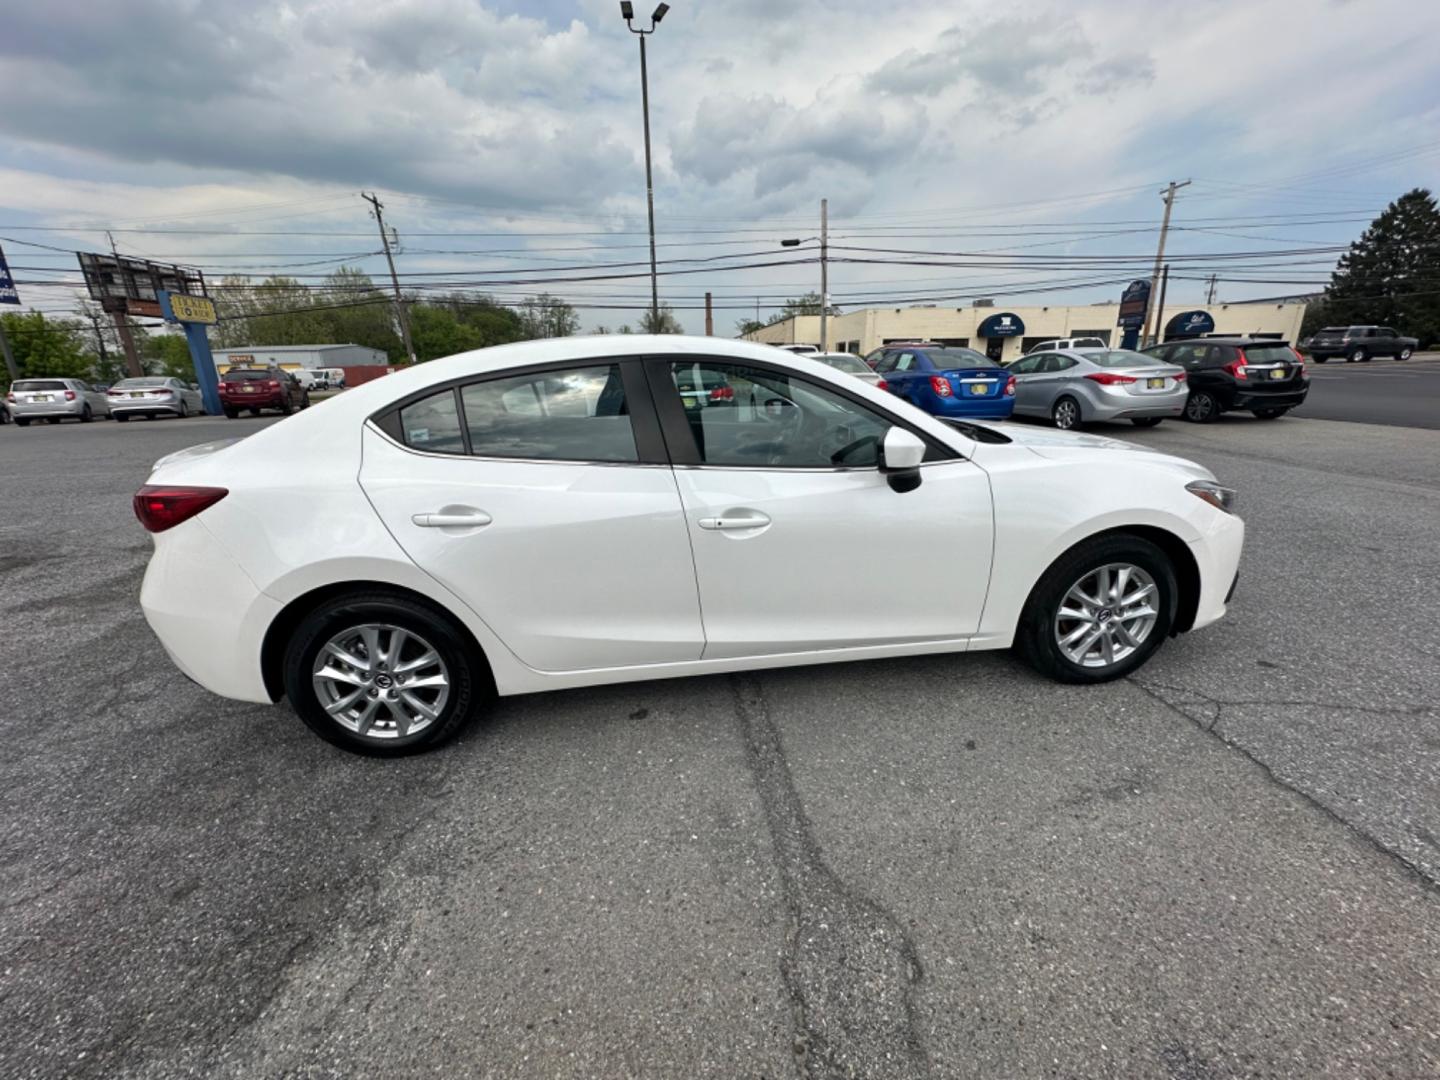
[879, 427, 925, 493]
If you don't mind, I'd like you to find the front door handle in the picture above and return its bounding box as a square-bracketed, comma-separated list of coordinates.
[412, 510, 493, 528]
[698, 512, 771, 531]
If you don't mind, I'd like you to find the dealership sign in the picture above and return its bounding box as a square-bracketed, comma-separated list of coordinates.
[0, 244, 19, 304]
[977, 312, 1025, 337]
[1165, 309, 1215, 337]
[1116, 279, 1150, 328]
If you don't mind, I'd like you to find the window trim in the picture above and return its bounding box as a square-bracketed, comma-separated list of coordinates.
[640, 354, 961, 470]
[371, 357, 667, 466]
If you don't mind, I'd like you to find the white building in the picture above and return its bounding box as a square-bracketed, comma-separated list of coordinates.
[746, 299, 1308, 365]
[211, 343, 389, 374]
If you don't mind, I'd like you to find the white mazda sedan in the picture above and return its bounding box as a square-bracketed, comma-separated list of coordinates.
[135, 336, 1243, 755]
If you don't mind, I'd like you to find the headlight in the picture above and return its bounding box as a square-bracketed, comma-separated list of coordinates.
[1186, 479, 1237, 514]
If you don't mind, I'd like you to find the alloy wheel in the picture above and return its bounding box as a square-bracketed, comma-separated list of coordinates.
[1053, 563, 1159, 669]
[311, 623, 450, 739]
[1052, 398, 1079, 430]
[1184, 393, 1215, 422]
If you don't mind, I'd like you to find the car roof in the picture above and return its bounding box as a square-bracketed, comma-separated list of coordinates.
[1160, 337, 1290, 346]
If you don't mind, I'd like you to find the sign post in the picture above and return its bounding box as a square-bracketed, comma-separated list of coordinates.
[0, 243, 21, 381]
[1116, 279, 1151, 351]
[157, 291, 222, 415]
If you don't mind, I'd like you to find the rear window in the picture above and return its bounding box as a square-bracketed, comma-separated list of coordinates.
[815, 355, 870, 375]
[1242, 345, 1297, 364]
[222, 369, 274, 381]
[115, 377, 170, 388]
[1080, 349, 1165, 368]
[922, 348, 998, 370]
[13, 380, 67, 391]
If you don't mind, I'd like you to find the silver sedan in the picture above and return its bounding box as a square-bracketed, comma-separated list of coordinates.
[809, 352, 886, 387]
[107, 377, 204, 420]
[1007, 348, 1188, 430]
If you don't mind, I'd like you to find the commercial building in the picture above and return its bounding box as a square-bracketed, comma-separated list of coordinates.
[210, 344, 389, 374]
[745, 299, 1308, 364]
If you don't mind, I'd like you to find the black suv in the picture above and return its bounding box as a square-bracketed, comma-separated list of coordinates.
[1142, 338, 1309, 422]
[1305, 325, 1417, 363]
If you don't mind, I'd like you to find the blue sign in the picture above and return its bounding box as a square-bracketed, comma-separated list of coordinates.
[977, 312, 1025, 338]
[1117, 279, 1150, 328]
[0, 244, 19, 305]
[1165, 310, 1215, 337]
[157, 289, 223, 417]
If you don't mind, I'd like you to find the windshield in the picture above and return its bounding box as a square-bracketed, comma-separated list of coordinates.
[114, 377, 171, 388]
[223, 369, 274, 381]
[1080, 349, 1166, 368]
[13, 380, 68, 391]
[815, 355, 870, 374]
[925, 348, 998, 370]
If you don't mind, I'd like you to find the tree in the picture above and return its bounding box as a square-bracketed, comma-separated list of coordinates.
[0, 310, 94, 380]
[767, 292, 837, 326]
[143, 333, 196, 381]
[735, 318, 766, 337]
[638, 303, 683, 334]
[409, 304, 485, 362]
[1302, 188, 1440, 345]
[518, 294, 579, 339]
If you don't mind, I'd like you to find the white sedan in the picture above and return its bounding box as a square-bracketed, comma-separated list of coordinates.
[135, 336, 1244, 756]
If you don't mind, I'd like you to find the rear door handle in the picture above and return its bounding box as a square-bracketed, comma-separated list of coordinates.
[412, 510, 492, 528]
[698, 512, 771, 531]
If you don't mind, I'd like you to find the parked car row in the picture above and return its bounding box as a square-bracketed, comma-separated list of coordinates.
[4, 367, 321, 426]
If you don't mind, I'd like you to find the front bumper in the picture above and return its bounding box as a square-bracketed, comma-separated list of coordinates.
[141, 518, 279, 704]
[1188, 510, 1245, 632]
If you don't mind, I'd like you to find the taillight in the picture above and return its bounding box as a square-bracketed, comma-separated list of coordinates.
[707, 385, 734, 402]
[5, 393, 14, 403]
[1173, 372, 1187, 382]
[1225, 350, 1249, 380]
[1292, 348, 1309, 379]
[64, 390, 77, 401]
[107, 388, 121, 395]
[876, 379, 889, 391]
[132, 486, 229, 533]
[267, 380, 280, 389]
[1083, 372, 1137, 385]
[930, 375, 953, 397]
[1004, 374, 1016, 397]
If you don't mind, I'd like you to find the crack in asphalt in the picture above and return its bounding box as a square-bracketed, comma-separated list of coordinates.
[728, 675, 929, 1080]
[1130, 678, 1439, 894]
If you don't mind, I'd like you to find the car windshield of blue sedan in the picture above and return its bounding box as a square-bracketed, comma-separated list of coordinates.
[1080, 350, 1166, 368]
[924, 349, 999, 369]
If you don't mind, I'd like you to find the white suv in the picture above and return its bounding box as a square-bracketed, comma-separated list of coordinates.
[1025, 337, 1107, 355]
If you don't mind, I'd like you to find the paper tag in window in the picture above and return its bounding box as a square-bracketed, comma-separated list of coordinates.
[410, 427, 430, 442]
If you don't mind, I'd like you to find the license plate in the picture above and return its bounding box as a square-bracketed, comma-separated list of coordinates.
[242, 386, 255, 393]
[1271, 368, 1286, 380]
[34, 395, 50, 402]
[1147, 377, 1164, 389]
[131, 392, 145, 398]
[969, 384, 990, 396]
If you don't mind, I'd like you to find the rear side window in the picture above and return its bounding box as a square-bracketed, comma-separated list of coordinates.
[461, 365, 636, 463]
[399, 390, 466, 455]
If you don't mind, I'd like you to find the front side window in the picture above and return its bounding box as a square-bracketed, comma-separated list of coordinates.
[462, 364, 636, 463]
[668, 361, 894, 469]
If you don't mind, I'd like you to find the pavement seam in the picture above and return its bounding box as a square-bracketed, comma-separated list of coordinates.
[728, 674, 930, 1080]
[1129, 677, 1440, 896]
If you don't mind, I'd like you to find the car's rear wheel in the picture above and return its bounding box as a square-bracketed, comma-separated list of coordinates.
[1252, 407, 1289, 419]
[177, 401, 188, 418]
[80, 405, 94, 423]
[1014, 534, 1177, 684]
[1051, 396, 1081, 430]
[223, 407, 239, 419]
[1130, 417, 1163, 428]
[1349, 348, 1367, 363]
[283, 592, 481, 756]
[1183, 391, 1219, 423]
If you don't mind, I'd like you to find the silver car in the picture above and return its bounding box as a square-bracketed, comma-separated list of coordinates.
[809, 352, 885, 387]
[6, 378, 111, 425]
[107, 376, 203, 421]
[1008, 348, 1188, 430]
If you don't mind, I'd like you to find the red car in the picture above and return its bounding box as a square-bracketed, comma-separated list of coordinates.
[219, 367, 309, 418]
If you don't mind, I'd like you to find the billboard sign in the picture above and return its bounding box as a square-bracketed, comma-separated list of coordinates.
[0, 244, 19, 304]
[1116, 279, 1151, 328]
[76, 251, 206, 317]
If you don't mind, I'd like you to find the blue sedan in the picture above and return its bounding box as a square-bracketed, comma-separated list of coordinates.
[869, 345, 1015, 419]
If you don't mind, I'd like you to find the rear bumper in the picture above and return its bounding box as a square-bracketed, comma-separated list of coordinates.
[220, 393, 284, 409]
[926, 396, 1015, 419]
[9, 400, 87, 418]
[140, 518, 279, 704]
[112, 401, 183, 416]
[1228, 387, 1308, 410]
[1088, 388, 1188, 422]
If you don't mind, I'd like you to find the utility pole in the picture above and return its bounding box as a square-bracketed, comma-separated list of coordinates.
[107, 231, 144, 377]
[1206, 274, 1218, 305]
[1154, 264, 1170, 345]
[1142, 180, 1190, 346]
[704, 292, 713, 336]
[89, 314, 110, 370]
[819, 197, 829, 353]
[361, 192, 417, 364]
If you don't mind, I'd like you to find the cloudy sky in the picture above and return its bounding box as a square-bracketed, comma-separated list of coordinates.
[2, 0, 1438, 334]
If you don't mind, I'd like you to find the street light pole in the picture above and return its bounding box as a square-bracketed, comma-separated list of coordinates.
[621, 3, 669, 330]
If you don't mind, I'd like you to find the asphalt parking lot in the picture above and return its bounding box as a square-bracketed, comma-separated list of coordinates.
[2, 408, 1438, 1079]
[1295, 353, 1440, 429]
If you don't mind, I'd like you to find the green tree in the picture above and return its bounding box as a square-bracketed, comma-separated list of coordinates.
[143, 333, 196, 381]
[429, 292, 527, 348]
[1, 310, 94, 380]
[518, 294, 579, 339]
[735, 318, 766, 337]
[767, 292, 836, 325]
[1302, 188, 1440, 345]
[638, 303, 684, 334]
[409, 304, 485, 362]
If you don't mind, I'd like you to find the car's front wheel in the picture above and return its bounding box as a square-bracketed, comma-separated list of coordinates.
[1051, 395, 1082, 430]
[1014, 534, 1177, 684]
[1398, 347, 1413, 361]
[283, 591, 483, 756]
[1349, 348, 1367, 363]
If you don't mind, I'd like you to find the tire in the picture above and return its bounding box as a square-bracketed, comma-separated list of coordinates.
[80, 405, 94, 423]
[1252, 407, 1289, 420]
[177, 401, 188, 418]
[249, 407, 261, 416]
[1051, 395, 1082, 430]
[1398, 347, 1412, 361]
[1183, 390, 1219, 423]
[283, 591, 482, 756]
[1013, 534, 1178, 684]
[301, 393, 311, 410]
[1130, 417, 1163, 428]
[224, 407, 239, 419]
[1349, 348, 1367, 363]
[279, 395, 293, 416]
